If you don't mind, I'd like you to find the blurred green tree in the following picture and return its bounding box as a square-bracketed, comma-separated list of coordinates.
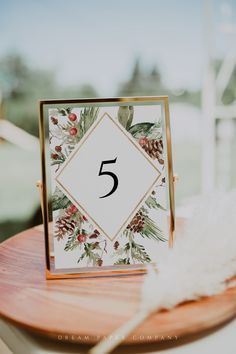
[117, 58, 200, 106]
[0, 54, 57, 136]
[117, 58, 164, 96]
[0, 53, 98, 136]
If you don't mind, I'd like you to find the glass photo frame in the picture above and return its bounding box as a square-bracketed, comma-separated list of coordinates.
[38, 97, 175, 279]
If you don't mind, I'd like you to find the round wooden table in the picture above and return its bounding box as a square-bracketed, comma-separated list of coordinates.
[0, 223, 236, 347]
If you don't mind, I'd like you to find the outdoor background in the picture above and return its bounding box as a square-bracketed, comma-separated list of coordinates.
[0, 0, 236, 240]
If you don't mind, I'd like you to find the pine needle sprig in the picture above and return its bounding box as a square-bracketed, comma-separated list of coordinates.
[130, 241, 151, 263]
[64, 228, 80, 251]
[141, 215, 166, 242]
[113, 230, 151, 265]
[80, 107, 99, 134]
[78, 242, 103, 267]
[145, 195, 166, 211]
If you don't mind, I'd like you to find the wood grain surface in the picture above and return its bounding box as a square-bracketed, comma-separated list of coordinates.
[0, 222, 236, 345]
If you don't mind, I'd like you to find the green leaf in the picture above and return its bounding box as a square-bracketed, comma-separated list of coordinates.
[58, 107, 71, 116]
[145, 195, 166, 211]
[77, 251, 86, 263]
[118, 106, 134, 129]
[114, 233, 152, 264]
[80, 107, 99, 134]
[77, 242, 102, 266]
[148, 122, 162, 140]
[52, 187, 71, 211]
[65, 107, 72, 114]
[128, 122, 154, 138]
[58, 108, 67, 116]
[50, 160, 64, 166]
[64, 228, 80, 251]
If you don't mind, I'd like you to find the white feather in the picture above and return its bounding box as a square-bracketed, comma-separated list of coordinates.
[142, 190, 236, 312]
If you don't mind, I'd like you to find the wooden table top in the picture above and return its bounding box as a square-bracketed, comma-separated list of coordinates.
[0, 223, 236, 345]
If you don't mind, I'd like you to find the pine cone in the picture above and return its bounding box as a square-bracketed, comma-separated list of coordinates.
[55, 216, 76, 240]
[142, 139, 164, 164]
[127, 211, 145, 233]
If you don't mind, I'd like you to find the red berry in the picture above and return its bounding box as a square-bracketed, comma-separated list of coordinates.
[89, 233, 98, 239]
[139, 137, 148, 146]
[77, 234, 86, 243]
[66, 204, 78, 216]
[68, 113, 77, 122]
[82, 215, 88, 221]
[69, 127, 78, 136]
[68, 205, 78, 214]
[55, 145, 62, 152]
[51, 153, 59, 159]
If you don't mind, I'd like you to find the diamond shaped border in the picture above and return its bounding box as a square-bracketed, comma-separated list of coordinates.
[55, 112, 161, 241]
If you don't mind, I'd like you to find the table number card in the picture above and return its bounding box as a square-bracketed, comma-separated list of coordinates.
[39, 97, 175, 278]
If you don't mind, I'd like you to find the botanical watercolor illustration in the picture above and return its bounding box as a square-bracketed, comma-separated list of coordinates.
[49, 105, 167, 269]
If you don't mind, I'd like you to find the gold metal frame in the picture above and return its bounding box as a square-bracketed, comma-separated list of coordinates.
[38, 96, 175, 279]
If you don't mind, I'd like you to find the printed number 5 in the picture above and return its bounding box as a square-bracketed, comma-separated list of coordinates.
[98, 158, 118, 199]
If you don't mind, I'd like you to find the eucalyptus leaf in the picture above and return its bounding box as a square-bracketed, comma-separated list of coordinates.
[128, 122, 154, 138]
[118, 106, 134, 129]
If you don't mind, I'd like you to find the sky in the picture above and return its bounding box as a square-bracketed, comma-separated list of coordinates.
[0, 0, 235, 94]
